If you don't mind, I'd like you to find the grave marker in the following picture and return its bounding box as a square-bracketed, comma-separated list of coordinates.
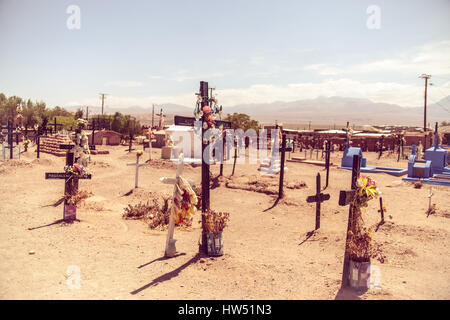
[160, 153, 195, 257]
[45, 145, 92, 221]
[306, 172, 330, 230]
[2, 120, 20, 160]
[172, 84, 231, 254]
[48, 118, 63, 135]
[378, 197, 385, 224]
[278, 134, 292, 199]
[338, 154, 361, 287]
[324, 140, 331, 189]
[127, 152, 148, 188]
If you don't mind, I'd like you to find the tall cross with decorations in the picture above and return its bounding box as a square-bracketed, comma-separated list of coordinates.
[338, 154, 361, 287]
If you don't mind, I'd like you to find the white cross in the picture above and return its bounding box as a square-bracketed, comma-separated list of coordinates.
[160, 153, 195, 257]
[127, 153, 148, 188]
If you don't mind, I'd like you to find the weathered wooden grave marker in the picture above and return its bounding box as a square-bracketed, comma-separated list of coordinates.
[172, 83, 231, 254]
[378, 197, 385, 224]
[48, 118, 63, 135]
[160, 153, 195, 257]
[278, 134, 292, 199]
[306, 172, 330, 230]
[2, 120, 20, 160]
[45, 144, 92, 221]
[338, 154, 361, 287]
[127, 152, 148, 188]
[324, 140, 331, 189]
[36, 125, 49, 159]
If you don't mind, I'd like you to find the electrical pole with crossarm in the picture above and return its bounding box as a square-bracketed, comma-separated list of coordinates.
[99, 93, 108, 115]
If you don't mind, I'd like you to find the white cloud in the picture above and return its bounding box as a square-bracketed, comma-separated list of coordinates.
[66, 78, 449, 109]
[305, 40, 450, 76]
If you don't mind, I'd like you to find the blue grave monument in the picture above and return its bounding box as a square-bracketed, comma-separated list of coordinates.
[425, 122, 450, 175]
[402, 124, 450, 186]
[338, 132, 407, 176]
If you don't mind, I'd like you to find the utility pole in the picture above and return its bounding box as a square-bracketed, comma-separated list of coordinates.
[419, 74, 431, 149]
[99, 93, 108, 115]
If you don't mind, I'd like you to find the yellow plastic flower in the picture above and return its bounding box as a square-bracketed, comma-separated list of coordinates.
[136, 150, 144, 156]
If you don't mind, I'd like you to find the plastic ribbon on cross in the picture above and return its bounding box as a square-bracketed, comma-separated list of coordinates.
[173, 175, 198, 225]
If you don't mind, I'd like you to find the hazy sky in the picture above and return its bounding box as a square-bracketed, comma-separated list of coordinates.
[1, 0, 449, 111]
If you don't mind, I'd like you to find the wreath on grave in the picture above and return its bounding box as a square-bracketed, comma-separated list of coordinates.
[173, 176, 198, 225]
[347, 176, 385, 263]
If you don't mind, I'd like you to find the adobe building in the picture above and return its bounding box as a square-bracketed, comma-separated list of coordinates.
[88, 130, 121, 145]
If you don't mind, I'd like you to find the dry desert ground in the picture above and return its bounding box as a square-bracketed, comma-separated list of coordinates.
[1, 144, 449, 300]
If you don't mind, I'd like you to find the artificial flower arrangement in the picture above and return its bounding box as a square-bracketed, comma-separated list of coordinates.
[347, 175, 384, 263]
[64, 163, 89, 177]
[172, 176, 198, 225]
[23, 138, 31, 151]
[194, 93, 223, 130]
[136, 149, 144, 157]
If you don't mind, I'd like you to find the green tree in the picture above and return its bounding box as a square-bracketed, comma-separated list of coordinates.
[74, 108, 84, 120]
[22, 99, 39, 128]
[224, 113, 259, 132]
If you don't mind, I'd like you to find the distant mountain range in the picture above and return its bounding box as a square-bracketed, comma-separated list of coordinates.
[66, 96, 450, 127]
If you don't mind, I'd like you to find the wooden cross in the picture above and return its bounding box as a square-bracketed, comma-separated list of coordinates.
[2, 120, 20, 160]
[306, 172, 330, 230]
[278, 133, 292, 199]
[160, 153, 195, 257]
[45, 145, 92, 221]
[324, 140, 331, 189]
[172, 92, 232, 254]
[127, 153, 148, 189]
[378, 197, 385, 224]
[36, 125, 48, 159]
[48, 118, 63, 135]
[338, 154, 361, 287]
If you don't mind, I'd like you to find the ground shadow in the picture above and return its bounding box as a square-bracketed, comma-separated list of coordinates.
[28, 218, 79, 230]
[41, 197, 65, 208]
[374, 220, 385, 232]
[130, 253, 202, 295]
[334, 286, 366, 300]
[137, 253, 186, 269]
[298, 230, 316, 246]
[123, 189, 135, 197]
[263, 197, 280, 212]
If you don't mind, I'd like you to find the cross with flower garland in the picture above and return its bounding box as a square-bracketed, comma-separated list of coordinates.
[338, 154, 361, 287]
[160, 153, 195, 257]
